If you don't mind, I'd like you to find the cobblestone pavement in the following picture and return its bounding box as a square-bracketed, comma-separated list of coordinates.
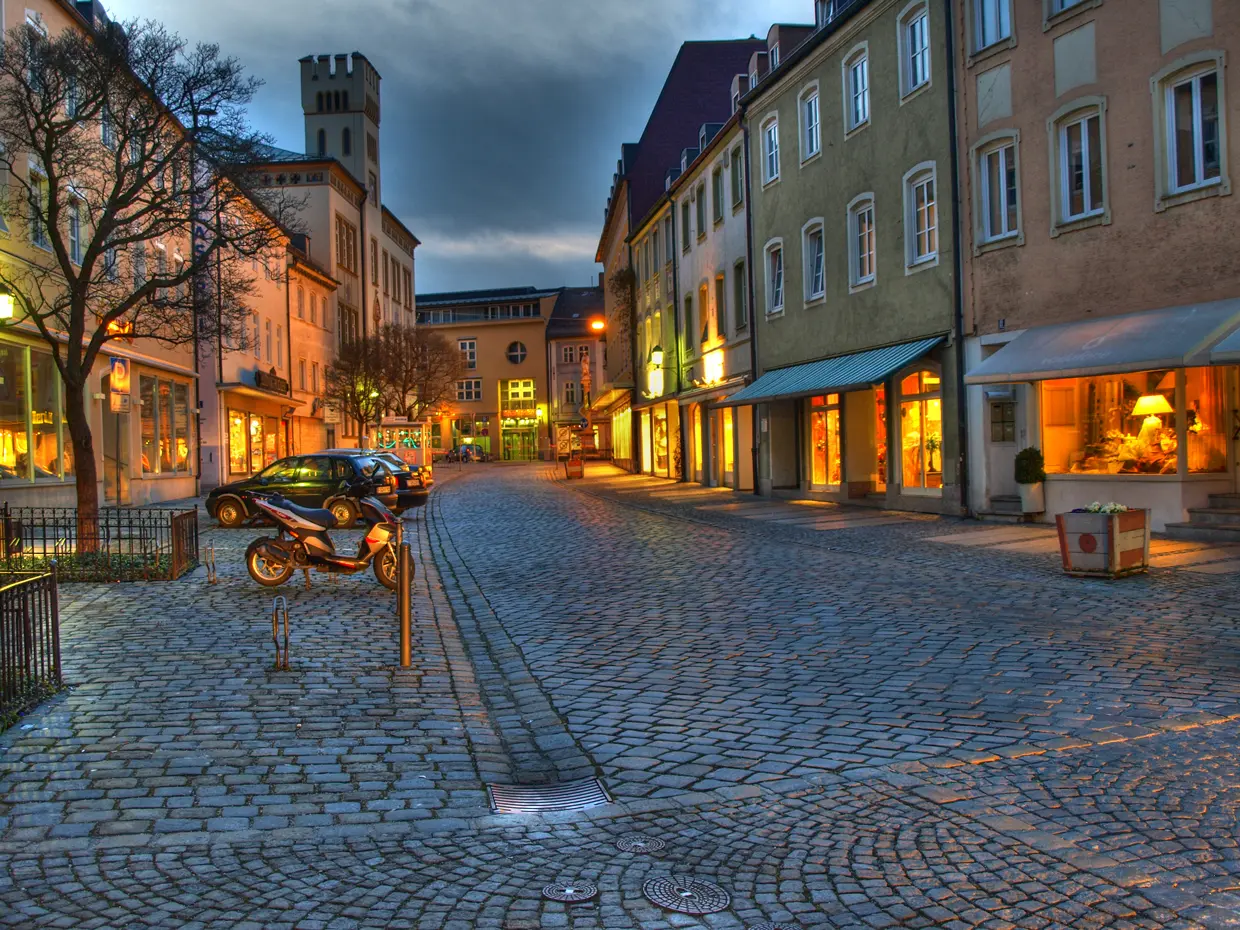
[2, 464, 1240, 928]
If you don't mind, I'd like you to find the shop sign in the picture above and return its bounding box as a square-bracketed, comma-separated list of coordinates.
[322, 401, 341, 424]
[109, 357, 131, 413]
[502, 408, 537, 419]
[255, 370, 290, 395]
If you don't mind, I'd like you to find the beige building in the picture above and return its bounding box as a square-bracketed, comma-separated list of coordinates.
[546, 287, 606, 458]
[416, 288, 560, 461]
[958, 0, 1240, 533]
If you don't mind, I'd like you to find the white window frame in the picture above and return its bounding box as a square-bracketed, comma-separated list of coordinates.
[847, 194, 876, 291]
[800, 83, 821, 162]
[973, 0, 1012, 54]
[1151, 53, 1230, 212]
[695, 183, 707, 239]
[761, 114, 780, 185]
[802, 219, 826, 304]
[456, 378, 482, 402]
[28, 161, 49, 250]
[298, 358, 307, 391]
[973, 131, 1023, 251]
[712, 166, 725, 225]
[565, 381, 578, 405]
[843, 45, 870, 136]
[899, 2, 932, 100]
[730, 145, 744, 207]
[68, 197, 83, 265]
[1048, 98, 1110, 234]
[902, 162, 939, 271]
[770, 43, 780, 69]
[764, 239, 785, 317]
[561, 344, 576, 364]
[1166, 67, 1222, 196]
[459, 338, 477, 370]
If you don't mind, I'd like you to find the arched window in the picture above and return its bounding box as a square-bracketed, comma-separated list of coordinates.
[342, 128, 351, 156]
[333, 91, 341, 111]
[316, 92, 323, 113]
[317, 129, 326, 156]
[342, 91, 349, 110]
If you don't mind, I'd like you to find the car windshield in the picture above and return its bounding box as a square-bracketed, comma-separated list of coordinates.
[258, 459, 300, 481]
[353, 456, 391, 478]
[375, 453, 407, 471]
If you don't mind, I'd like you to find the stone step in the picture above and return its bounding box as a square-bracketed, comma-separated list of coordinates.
[1163, 521, 1240, 543]
[1208, 492, 1240, 509]
[990, 495, 1024, 515]
[975, 510, 1035, 524]
[1185, 508, 1240, 527]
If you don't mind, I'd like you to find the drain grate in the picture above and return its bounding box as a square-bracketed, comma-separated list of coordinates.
[643, 875, 731, 915]
[542, 881, 598, 903]
[749, 923, 799, 930]
[616, 833, 665, 854]
[488, 777, 611, 814]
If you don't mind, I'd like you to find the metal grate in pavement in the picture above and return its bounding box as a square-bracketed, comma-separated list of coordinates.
[487, 777, 611, 814]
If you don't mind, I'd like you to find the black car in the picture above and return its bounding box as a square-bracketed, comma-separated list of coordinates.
[206, 454, 399, 528]
[323, 449, 432, 511]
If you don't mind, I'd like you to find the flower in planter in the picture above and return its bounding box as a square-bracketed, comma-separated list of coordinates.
[1081, 501, 1129, 514]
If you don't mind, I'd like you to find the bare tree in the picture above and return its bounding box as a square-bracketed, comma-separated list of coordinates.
[379, 324, 464, 424]
[0, 18, 299, 534]
[323, 333, 387, 438]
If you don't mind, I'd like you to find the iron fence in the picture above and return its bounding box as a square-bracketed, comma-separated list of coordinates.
[0, 504, 200, 581]
[0, 569, 61, 728]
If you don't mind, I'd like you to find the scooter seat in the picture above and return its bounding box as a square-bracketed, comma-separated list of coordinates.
[269, 496, 338, 529]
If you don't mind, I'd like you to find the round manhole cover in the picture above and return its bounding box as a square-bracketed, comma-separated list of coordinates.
[617, 833, 665, 854]
[643, 875, 731, 914]
[749, 923, 799, 930]
[542, 881, 598, 903]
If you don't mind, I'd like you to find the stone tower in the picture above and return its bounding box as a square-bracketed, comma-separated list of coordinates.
[298, 53, 382, 203]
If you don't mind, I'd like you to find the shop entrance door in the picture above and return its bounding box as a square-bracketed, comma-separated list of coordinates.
[502, 428, 535, 461]
[102, 373, 131, 505]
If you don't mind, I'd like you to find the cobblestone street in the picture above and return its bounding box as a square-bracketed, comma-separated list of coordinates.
[4, 464, 1240, 928]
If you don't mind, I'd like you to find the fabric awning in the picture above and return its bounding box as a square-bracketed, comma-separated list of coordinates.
[716, 336, 945, 407]
[1210, 326, 1240, 364]
[966, 299, 1240, 385]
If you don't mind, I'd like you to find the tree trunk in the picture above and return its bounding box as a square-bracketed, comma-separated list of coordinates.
[65, 380, 100, 554]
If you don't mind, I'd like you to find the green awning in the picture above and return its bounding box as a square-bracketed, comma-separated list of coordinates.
[716, 336, 945, 407]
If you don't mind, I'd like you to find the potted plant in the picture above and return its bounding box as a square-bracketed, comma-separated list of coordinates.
[1056, 502, 1151, 578]
[1014, 447, 1046, 514]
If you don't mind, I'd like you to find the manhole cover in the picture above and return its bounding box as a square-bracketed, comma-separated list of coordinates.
[643, 875, 731, 914]
[542, 881, 598, 903]
[617, 833, 665, 854]
[749, 923, 798, 930]
[488, 778, 611, 814]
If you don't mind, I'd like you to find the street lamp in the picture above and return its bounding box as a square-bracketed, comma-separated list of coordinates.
[649, 345, 664, 368]
[0, 284, 14, 321]
[590, 317, 605, 332]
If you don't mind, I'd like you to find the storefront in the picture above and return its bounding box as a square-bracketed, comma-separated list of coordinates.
[966, 300, 1240, 530]
[723, 336, 959, 514]
[680, 379, 754, 491]
[498, 378, 543, 461]
[635, 399, 678, 478]
[218, 376, 293, 480]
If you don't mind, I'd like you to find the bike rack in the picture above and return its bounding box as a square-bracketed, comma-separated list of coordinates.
[205, 545, 218, 584]
[271, 595, 290, 670]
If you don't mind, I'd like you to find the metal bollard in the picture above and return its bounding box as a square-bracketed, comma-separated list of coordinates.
[271, 595, 290, 670]
[397, 542, 412, 668]
[205, 545, 218, 584]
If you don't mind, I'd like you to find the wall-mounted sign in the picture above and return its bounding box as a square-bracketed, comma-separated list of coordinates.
[109, 357, 131, 413]
[322, 401, 341, 424]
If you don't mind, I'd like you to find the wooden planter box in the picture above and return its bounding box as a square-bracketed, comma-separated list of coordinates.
[1055, 509, 1151, 578]
[564, 458, 584, 480]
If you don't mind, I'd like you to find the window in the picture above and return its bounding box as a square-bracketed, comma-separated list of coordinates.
[845, 50, 870, 133]
[899, 370, 943, 491]
[848, 196, 876, 288]
[138, 375, 194, 476]
[342, 128, 351, 156]
[264, 320, 272, 362]
[68, 200, 82, 265]
[506, 341, 528, 364]
[562, 344, 576, 364]
[810, 394, 843, 488]
[370, 238, 379, 286]
[1168, 69, 1221, 194]
[311, 362, 319, 393]
[456, 379, 482, 402]
[803, 221, 825, 301]
[1050, 0, 1085, 12]
[382, 250, 390, 295]
[565, 381, 578, 405]
[104, 246, 118, 282]
[0, 345, 78, 483]
[904, 164, 938, 267]
[368, 171, 378, 206]
[29, 166, 48, 249]
[276, 325, 283, 369]
[901, 4, 931, 96]
[681, 200, 692, 251]
[459, 338, 477, 369]
[1057, 108, 1106, 223]
[317, 129, 326, 156]
[712, 167, 725, 224]
[1042, 368, 1226, 476]
[297, 287, 305, 319]
[298, 359, 307, 390]
[733, 260, 748, 330]
[977, 138, 1020, 243]
[801, 88, 821, 160]
[714, 275, 727, 341]
[310, 293, 318, 325]
[251, 313, 260, 359]
[696, 185, 707, 239]
[699, 282, 711, 346]
[663, 216, 674, 260]
[132, 243, 146, 289]
[770, 43, 780, 69]
[579, 344, 590, 360]
[683, 295, 695, 355]
[335, 216, 358, 274]
[762, 118, 780, 183]
[730, 146, 744, 207]
[974, 0, 1011, 52]
[765, 241, 784, 315]
[652, 228, 661, 272]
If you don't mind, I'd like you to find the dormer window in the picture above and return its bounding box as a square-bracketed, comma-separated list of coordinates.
[815, 0, 831, 27]
[770, 43, 780, 69]
[732, 91, 740, 114]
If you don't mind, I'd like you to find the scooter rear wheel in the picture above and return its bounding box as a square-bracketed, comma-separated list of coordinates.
[246, 539, 294, 587]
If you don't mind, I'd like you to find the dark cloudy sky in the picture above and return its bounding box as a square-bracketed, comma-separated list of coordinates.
[104, 0, 807, 293]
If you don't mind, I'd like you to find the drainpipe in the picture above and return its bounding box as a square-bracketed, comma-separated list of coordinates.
[285, 257, 294, 454]
[945, 0, 971, 515]
[741, 116, 761, 496]
[669, 203, 687, 482]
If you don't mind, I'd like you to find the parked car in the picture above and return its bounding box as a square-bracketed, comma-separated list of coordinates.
[322, 449, 432, 512]
[206, 454, 399, 528]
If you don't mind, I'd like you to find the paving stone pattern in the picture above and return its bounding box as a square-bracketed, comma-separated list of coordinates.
[1, 464, 1239, 927]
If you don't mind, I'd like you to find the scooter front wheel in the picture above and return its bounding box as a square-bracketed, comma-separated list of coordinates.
[246, 539, 295, 587]
[374, 546, 400, 591]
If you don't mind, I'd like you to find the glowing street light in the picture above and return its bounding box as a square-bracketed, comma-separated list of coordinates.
[590, 317, 605, 332]
[0, 285, 14, 320]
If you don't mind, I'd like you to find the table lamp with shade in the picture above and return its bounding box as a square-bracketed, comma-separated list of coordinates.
[1133, 393, 1173, 447]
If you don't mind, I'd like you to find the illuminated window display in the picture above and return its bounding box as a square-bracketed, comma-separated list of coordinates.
[1042, 367, 1227, 475]
[0, 345, 30, 481]
[721, 407, 735, 482]
[653, 406, 669, 472]
[810, 393, 842, 488]
[875, 385, 888, 491]
[142, 374, 195, 476]
[900, 370, 943, 490]
[692, 406, 703, 480]
[228, 411, 248, 475]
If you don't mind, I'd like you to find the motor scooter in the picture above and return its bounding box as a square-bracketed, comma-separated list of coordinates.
[243, 480, 408, 590]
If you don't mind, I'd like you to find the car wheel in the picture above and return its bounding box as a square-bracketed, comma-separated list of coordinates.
[329, 499, 358, 528]
[216, 497, 246, 528]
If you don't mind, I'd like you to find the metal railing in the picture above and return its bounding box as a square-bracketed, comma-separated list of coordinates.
[0, 504, 200, 581]
[0, 569, 61, 728]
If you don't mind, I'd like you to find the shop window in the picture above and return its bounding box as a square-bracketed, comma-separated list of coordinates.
[174, 383, 191, 472]
[810, 394, 842, 488]
[249, 413, 264, 473]
[140, 376, 157, 474]
[875, 385, 888, 491]
[990, 400, 1016, 443]
[1185, 367, 1228, 473]
[721, 407, 735, 482]
[158, 381, 174, 472]
[653, 406, 669, 473]
[228, 410, 247, 475]
[30, 351, 60, 478]
[899, 370, 943, 491]
[693, 406, 703, 480]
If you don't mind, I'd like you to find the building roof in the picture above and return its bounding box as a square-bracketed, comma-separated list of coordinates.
[599, 39, 765, 259]
[744, 0, 874, 106]
[547, 286, 605, 338]
[415, 286, 562, 309]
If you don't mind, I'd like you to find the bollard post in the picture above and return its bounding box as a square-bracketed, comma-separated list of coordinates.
[397, 542, 412, 668]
